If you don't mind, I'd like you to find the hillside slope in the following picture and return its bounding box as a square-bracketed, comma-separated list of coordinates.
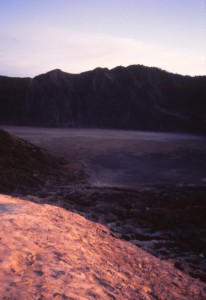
[0, 194, 206, 299]
[0, 129, 81, 194]
[0, 65, 205, 134]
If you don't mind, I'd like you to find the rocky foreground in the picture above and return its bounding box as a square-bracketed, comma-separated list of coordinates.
[37, 185, 206, 282]
[1, 128, 206, 298]
[0, 194, 206, 300]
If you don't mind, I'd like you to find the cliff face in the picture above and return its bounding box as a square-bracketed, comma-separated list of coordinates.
[0, 65, 205, 133]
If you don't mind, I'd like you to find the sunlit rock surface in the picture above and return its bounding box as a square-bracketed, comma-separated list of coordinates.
[0, 194, 205, 300]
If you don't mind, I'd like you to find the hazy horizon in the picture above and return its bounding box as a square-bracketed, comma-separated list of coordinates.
[0, 0, 205, 77]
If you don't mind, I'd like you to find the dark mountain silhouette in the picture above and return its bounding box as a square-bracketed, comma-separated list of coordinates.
[0, 65, 205, 133]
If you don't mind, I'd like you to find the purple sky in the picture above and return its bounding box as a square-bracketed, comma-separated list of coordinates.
[0, 0, 205, 77]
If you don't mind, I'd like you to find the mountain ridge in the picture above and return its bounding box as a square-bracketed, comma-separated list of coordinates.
[0, 64, 205, 133]
[2, 64, 204, 79]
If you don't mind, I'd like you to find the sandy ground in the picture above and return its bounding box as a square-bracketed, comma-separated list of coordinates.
[2, 126, 206, 188]
[1, 194, 206, 300]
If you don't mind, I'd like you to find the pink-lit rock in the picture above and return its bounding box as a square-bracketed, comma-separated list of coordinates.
[0, 194, 205, 299]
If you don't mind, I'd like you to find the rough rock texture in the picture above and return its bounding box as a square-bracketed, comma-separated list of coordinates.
[41, 185, 206, 283]
[0, 65, 205, 134]
[2, 127, 206, 282]
[0, 194, 206, 300]
[0, 129, 83, 194]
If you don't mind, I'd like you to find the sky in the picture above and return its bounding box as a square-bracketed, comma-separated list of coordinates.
[0, 0, 205, 77]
